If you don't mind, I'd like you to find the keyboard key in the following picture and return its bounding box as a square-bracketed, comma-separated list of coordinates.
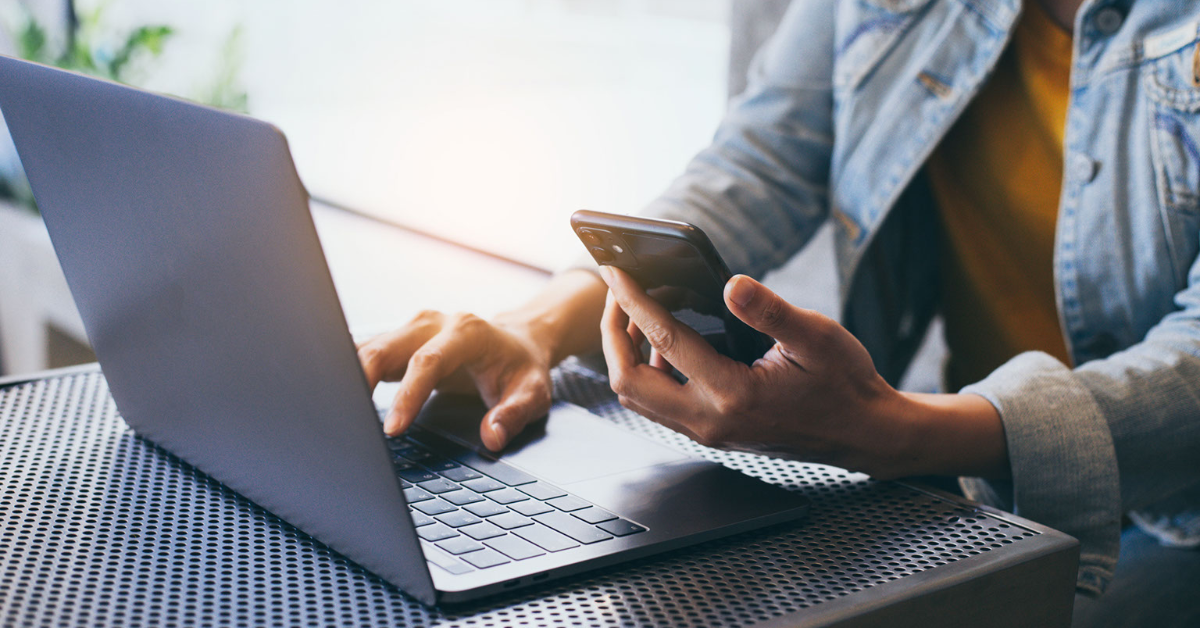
[546, 495, 591, 512]
[403, 486, 434, 503]
[416, 523, 458, 542]
[597, 518, 647, 537]
[510, 500, 554, 517]
[411, 511, 436, 527]
[461, 548, 511, 569]
[421, 542, 473, 575]
[518, 482, 567, 501]
[464, 501, 509, 518]
[396, 466, 438, 483]
[417, 478, 460, 494]
[412, 499, 457, 516]
[573, 507, 617, 524]
[534, 512, 613, 544]
[400, 480, 413, 488]
[424, 458, 460, 472]
[486, 488, 530, 505]
[436, 510, 484, 528]
[442, 489, 485, 506]
[485, 535, 546, 560]
[513, 523, 580, 552]
[428, 558, 472, 575]
[437, 536, 485, 555]
[439, 466, 482, 482]
[461, 477, 505, 493]
[394, 445, 432, 461]
[459, 521, 506, 540]
[488, 512, 534, 530]
[404, 428, 469, 456]
[456, 452, 538, 486]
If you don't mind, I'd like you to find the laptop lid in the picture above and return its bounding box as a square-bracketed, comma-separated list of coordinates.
[0, 56, 436, 604]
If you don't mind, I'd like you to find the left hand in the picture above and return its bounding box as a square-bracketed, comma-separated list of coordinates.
[597, 265, 914, 478]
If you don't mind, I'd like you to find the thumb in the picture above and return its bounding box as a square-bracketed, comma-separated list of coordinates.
[479, 380, 552, 452]
[724, 275, 829, 351]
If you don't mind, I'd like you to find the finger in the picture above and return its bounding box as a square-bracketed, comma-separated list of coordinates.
[724, 275, 835, 365]
[601, 290, 701, 423]
[385, 385, 412, 436]
[626, 320, 646, 364]
[598, 265, 725, 383]
[601, 291, 639, 374]
[385, 316, 490, 435]
[357, 320, 443, 390]
[648, 349, 671, 372]
[479, 376, 552, 451]
[602, 291, 680, 395]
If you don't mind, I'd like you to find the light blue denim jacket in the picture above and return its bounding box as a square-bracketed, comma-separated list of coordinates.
[635, 0, 1200, 595]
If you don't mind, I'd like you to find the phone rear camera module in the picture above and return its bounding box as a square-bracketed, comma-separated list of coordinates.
[591, 247, 614, 263]
[581, 231, 603, 246]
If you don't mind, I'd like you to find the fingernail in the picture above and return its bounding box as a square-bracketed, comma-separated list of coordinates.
[727, 275, 756, 307]
[491, 421, 508, 447]
[384, 413, 400, 435]
[598, 265, 612, 281]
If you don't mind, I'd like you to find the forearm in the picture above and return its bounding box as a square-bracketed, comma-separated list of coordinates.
[492, 269, 608, 366]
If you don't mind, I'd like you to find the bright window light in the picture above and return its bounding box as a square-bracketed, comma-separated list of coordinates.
[33, 0, 731, 270]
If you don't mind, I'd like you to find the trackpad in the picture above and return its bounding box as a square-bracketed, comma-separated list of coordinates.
[416, 396, 691, 485]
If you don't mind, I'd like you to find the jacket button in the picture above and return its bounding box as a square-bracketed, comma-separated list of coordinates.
[1093, 7, 1123, 35]
[1070, 153, 1098, 183]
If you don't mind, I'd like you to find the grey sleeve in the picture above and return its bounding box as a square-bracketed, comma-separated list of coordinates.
[960, 255, 1200, 595]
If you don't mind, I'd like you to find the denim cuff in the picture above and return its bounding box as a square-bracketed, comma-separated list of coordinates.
[958, 351, 1122, 596]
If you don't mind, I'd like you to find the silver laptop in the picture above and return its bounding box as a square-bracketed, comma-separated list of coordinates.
[0, 55, 808, 605]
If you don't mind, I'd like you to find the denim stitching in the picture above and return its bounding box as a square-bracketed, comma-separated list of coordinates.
[836, 15, 906, 58]
[1155, 112, 1200, 164]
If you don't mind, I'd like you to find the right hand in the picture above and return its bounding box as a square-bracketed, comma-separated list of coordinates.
[357, 310, 555, 451]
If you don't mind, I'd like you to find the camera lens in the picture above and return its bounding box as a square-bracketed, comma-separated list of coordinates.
[581, 231, 602, 246]
[591, 247, 614, 262]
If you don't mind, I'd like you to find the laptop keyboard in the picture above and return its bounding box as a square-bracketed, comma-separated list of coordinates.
[388, 425, 648, 575]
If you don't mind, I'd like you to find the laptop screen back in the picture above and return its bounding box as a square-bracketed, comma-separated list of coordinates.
[0, 56, 435, 603]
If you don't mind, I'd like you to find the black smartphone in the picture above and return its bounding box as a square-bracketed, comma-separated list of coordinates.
[571, 209, 775, 365]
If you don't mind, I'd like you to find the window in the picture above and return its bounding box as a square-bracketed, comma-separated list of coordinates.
[86, 0, 731, 269]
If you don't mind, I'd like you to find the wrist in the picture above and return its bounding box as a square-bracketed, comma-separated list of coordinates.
[492, 269, 607, 366]
[891, 391, 1011, 479]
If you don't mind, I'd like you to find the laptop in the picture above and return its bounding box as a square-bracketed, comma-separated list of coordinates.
[0, 55, 808, 605]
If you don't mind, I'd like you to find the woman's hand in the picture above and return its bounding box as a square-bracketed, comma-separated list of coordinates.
[357, 270, 609, 452]
[598, 266, 1009, 479]
[357, 311, 554, 451]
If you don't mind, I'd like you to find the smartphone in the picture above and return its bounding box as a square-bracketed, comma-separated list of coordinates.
[571, 210, 775, 365]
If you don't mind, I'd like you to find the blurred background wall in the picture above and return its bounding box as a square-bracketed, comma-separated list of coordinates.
[0, 0, 940, 387]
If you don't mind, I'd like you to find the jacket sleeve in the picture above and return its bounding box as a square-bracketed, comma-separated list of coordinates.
[629, 0, 838, 278]
[960, 250, 1200, 596]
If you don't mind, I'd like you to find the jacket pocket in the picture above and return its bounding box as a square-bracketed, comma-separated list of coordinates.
[1145, 36, 1200, 286]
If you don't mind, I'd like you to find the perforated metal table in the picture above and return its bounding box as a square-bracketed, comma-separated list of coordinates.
[0, 363, 1078, 627]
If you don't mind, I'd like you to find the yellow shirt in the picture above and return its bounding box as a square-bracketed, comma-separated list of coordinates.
[927, 3, 1075, 391]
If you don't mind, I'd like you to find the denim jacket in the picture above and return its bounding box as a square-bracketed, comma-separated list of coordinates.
[636, 0, 1200, 595]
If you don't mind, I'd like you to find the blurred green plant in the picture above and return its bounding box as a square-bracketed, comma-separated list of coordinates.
[0, 2, 249, 213]
[16, 9, 173, 83]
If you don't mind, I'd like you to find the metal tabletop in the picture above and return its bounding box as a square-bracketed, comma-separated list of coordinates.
[0, 362, 1077, 627]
